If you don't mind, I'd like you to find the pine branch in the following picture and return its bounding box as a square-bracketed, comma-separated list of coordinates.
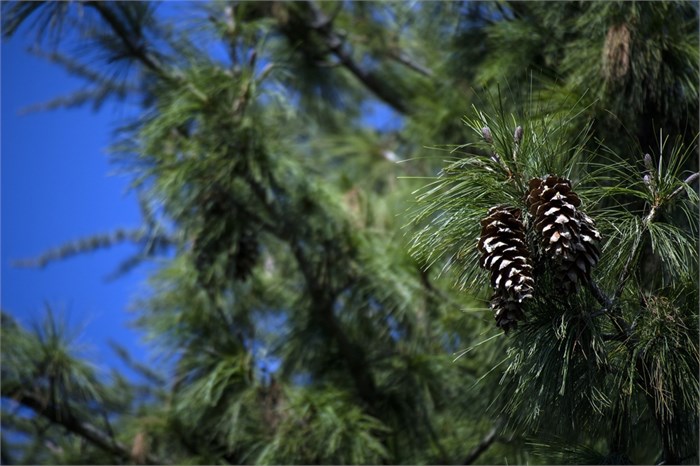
[589, 171, 698, 334]
[84, 1, 169, 80]
[612, 171, 699, 302]
[108, 341, 166, 386]
[19, 82, 134, 114]
[388, 49, 434, 77]
[27, 47, 128, 87]
[3, 389, 167, 465]
[287, 232, 379, 406]
[463, 424, 499, 465]
[235, 1, 414, 113]
[244, 176, 380, 407]
[303, 1, 410, 115]
[637, 357, 681, 465]
[669, 172, 699, 203]
[12, 228, 174, 269]
[592, 171, 699, 464]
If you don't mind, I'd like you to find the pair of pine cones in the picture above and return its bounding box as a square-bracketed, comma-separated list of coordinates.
[478, 175, 601, 332]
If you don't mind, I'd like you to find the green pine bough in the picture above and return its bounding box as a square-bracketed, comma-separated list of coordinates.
[409, 100, 699, 464]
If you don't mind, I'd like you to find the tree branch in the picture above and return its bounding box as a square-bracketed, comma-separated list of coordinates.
[669, 172, 699, 200]
[304, 1, 410, 115]
[245, 176, 380, 407]
[286, 235, 379, 406]
[3, 389, 167, 465]
[609, 172, 699, 308]
[588, 171, 698, 334]
[229, 1, 414, 114]
[388, 49, 434, 77]
[463, 425, 499, 464]
[85, 2, 170, 81]
[12, 228, 175, 269]
[588, 280, 613, 309]
[591, 170, 699, 463]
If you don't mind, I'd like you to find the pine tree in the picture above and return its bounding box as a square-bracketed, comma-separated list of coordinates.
[2, 1, 698, 465]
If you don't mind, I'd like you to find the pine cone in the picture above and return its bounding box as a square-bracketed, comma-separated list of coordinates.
[478, 206, 534, 331]
[526, 176, 601, 292]
[490, 294, 526, 333]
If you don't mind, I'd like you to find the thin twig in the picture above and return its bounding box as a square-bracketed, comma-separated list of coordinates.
[587, 280, 631, 338]
[669, 172, 699, 200]
[463, 424, 499, 464]
[388, 49, 434, 77]
[588, 281, 613, 309]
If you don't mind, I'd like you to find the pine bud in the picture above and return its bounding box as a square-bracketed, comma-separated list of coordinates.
[643, 153, 655, 188]
[482, 126, 493, 144]
[514, 126, 523, 144]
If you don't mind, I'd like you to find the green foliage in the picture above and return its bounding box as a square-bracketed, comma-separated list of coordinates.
[473, 1, 699, 153]
[410, 89, 594, 291]
[409, 94, 698, 463]
[256, 387, 390, 465]
[2, 309, 103, 407]
[2, 1, 698, 465]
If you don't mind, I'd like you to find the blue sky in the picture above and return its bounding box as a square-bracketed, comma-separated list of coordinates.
[2, 32, 153, 374]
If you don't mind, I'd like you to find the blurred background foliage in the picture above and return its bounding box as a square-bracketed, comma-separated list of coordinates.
[2, 1, 698, 464]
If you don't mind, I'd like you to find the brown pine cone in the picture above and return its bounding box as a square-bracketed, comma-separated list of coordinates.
[526, 176, 601, 292]
[478, 206, 535, 331]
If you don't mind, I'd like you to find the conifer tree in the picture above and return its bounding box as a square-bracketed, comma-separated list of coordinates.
[2, 2, 698, 464]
